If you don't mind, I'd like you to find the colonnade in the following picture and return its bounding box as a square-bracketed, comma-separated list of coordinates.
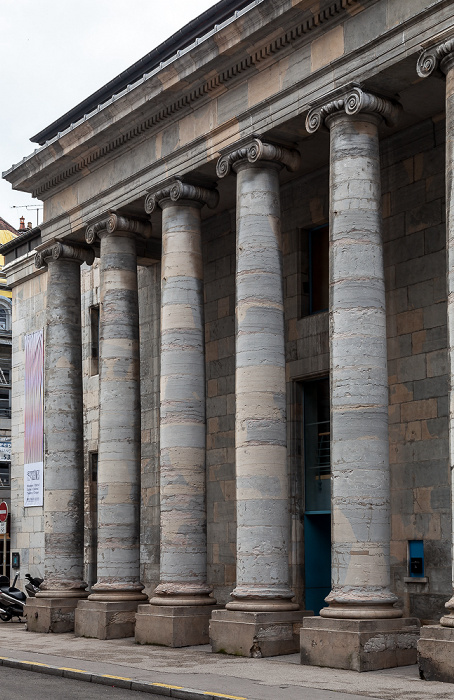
[29, 86, 422, 665]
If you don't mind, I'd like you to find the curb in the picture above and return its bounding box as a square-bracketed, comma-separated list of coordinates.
[0, 655, 247, 700]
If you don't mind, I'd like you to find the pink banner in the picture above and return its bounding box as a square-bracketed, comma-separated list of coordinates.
[24, 330, 44, 506]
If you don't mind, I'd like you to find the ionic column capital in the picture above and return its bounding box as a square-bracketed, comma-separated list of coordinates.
[306, 85, 401, 134]
[35, 241, 95, 270]
[85, 212, 152, 245]
[417, 37, 454, 77]
[216, 137, 300, 178]
[144, 178, 219, 214]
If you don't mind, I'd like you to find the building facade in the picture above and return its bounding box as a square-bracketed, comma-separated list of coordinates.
[3, 0, 454, 678]
[0, 218, 16, 578]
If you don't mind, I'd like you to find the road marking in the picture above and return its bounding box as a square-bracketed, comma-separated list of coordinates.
[100, 674, 132, 681]
[0, 655, 250, 699]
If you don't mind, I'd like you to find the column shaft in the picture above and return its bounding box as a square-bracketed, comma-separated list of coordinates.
[39, 256, 86, 597]
[89, 230, 145, 601]
[228, 161, 296, 611]
[151, 200, 212, 605]
[322, 112, 398, 618]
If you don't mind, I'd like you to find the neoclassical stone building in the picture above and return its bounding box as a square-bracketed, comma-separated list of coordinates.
[3, 0, 454, 677]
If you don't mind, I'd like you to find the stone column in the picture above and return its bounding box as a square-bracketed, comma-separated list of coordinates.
[135, 179, 219, 647]
[416, 41, 454, 683]
[210, 138, 311, 657]
[299, 87, 419, 671]
[29, 242, 94, 633]
[75, 213, 150, 640]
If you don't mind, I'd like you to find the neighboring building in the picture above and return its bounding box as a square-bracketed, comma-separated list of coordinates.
[0, 217, 16, 578]
[3, 0, 454, 680]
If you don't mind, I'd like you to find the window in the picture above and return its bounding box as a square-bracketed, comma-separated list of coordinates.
[304, 377, 330, 513]
[309, 225, 329, 314]
[0, 463, 10, 487]
[90, 306, 100, 376]
[300, 225, 329, 317]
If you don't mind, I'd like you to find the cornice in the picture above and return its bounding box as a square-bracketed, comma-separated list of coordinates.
[35, 242, 95, 269]
[145, 178, 219, 213]
[216, 136, 300, 177]
[14, 0, 358, 200]
[305, 85, 401, 133]
[417, 35, 454, 77]
[85, 212, 152, 244]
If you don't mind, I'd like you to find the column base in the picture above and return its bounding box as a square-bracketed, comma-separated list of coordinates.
[74, 599, 140, 639]
[300, 616, 420, 672]
[417, 624, 454, 682]
[25, 597, 81, 633]
[210, 608, 312, 657]
[135, 603, 219, 647]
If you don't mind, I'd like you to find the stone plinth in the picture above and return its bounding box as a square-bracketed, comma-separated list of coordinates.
[300, 617, 420, 672]
[26, 597, 80, 634]
[75, 600, 140, 640]
[210, 609, 312, 658]
[135, 603, 218, 647]
[417, 625, 454, 682]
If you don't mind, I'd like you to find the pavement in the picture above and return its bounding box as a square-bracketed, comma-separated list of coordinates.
[0, 622, 454, 700]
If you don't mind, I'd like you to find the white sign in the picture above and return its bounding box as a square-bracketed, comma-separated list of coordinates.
[0, 522, 6, 534]
[0, 440, 11, 461]
[24, 461, 43, 507]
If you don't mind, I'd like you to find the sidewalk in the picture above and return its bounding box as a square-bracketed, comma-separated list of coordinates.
[0, 622, 453, 700]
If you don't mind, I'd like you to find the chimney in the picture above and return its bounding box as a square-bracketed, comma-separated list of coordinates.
[19, 216, 25, 230]
[27, 222, 33, 230]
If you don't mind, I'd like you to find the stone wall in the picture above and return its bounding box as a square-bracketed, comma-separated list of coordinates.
[81, 260, 100, 589]
[382, 116, 450, 622]
[138, 262, 161, 597]
[202, 209, 236, 604]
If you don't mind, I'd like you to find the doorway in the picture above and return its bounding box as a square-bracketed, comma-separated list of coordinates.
[303, 377, 331, 614]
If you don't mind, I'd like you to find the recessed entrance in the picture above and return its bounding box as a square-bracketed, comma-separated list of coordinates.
[303, 377, 331, 615]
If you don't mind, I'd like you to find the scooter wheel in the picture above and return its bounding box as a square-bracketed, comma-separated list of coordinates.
[0, 612, 12, 621]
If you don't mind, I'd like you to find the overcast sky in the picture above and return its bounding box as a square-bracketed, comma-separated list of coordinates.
[0, 0, 216, 229]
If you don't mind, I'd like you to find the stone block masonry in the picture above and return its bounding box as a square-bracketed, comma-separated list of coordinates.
[382, 117, 451, 623]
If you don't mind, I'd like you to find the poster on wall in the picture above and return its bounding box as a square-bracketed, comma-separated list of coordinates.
[24, 330, 44, 507]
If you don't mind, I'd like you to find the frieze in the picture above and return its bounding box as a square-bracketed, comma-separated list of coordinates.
[31, 0, 358, 199]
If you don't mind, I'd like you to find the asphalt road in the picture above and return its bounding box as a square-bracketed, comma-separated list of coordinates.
[0, 665, 169, 700]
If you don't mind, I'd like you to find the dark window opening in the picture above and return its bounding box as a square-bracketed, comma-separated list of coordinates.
[0, 463, 10, 488]
[0, 309, 8, 331]
[304, 376, 331, 513]
[90, 306, 100, 376]
[309, 225, 329, 314]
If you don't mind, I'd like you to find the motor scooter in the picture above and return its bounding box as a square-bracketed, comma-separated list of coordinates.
[0, 574, 26, 621]
[24, 573, 43, 598]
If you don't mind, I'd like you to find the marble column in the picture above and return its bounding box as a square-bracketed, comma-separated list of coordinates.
[416, 40, 454, 683]
[75, 213, 150, 640]
[300, 86, 419, 671]
[135, 179, 219, 647]
[29, 242, 94, 633]
[210, 138, 311, 657]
